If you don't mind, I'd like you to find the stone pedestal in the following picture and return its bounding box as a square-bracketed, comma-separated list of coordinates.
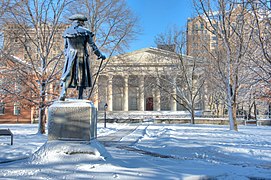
[48, 99, 97, 141]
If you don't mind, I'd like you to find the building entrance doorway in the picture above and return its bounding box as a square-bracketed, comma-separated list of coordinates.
[146, 97, 153, 111]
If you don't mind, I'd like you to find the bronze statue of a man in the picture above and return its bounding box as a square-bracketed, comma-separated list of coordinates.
[59, 14, 106, 101]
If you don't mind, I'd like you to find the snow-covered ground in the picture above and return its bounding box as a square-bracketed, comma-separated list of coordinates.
[0, 123, 270, 179]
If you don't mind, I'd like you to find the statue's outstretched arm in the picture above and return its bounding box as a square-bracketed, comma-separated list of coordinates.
[88, 35, 106, 60]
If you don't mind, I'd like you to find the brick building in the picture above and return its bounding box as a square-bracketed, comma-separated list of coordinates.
[0, 23, 67, 123]
[0, 56, 37, 123]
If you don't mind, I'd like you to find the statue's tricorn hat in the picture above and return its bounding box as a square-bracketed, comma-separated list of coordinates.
[69, 14, 88, 21]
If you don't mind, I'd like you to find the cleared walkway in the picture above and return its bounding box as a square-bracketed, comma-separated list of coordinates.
[97, 124, 178, 159]
[97, 124, 139, 147]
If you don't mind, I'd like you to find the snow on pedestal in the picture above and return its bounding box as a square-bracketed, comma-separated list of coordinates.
[47, 99, 97, 141]
[41, 100, 109, 165]
[28, 140, 111, 165]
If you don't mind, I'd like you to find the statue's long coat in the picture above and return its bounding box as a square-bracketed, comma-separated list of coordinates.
[61, 22, 103, 89]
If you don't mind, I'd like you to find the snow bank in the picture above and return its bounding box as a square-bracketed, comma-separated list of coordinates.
[124, 124, 271, 174]
[0, 124, 47, 163]
[1, 123, 271, 179]
[29, 140, 104, 165]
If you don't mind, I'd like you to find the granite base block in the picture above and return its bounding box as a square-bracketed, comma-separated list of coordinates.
[47, 99, 97, 141]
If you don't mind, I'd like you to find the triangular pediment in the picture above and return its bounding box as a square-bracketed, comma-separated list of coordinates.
[100, 47, 195, 76]
[108, 47, 192, 65]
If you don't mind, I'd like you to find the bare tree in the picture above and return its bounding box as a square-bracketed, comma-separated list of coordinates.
[247, 1, 271, 114]
[154, 27, 206, 124]
[2, 0, 70, 134]
[194, 0, 255, 131]
[0, 0, 139, 132]
[186, 16, 227, 118]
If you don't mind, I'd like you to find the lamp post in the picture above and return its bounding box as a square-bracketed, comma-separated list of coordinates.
[215, 99, 219, 118]
[104, 103, 108, 128]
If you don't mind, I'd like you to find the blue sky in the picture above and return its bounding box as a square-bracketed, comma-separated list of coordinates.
[126, 0, 194, 52]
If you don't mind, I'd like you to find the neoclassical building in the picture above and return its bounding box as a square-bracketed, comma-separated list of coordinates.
[1, 47, 204, 123]
[92, 47, 204, 113]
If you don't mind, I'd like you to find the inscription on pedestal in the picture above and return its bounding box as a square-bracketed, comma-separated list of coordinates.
[48, 100, 97, 141]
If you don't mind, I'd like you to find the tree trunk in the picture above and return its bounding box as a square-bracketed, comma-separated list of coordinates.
[38, 106, 46, 134]
[216, 102, 219, 118]
[253, 101, 258, 126]
[253, 101, 257, 120]
[232, 101, 238, 131]
[248, 103, 252, 119]
[38, 81, 46, 134]
[225, 41, 238, 131]
[191, 107, 195, 124]
[227, 97, 238, 131]
[227, 83, 236, 131]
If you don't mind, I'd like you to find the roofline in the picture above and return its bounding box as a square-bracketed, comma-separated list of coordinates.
[112, 47, 193, 60]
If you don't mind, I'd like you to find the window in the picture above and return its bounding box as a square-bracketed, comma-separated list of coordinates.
[231, 22, 236, 30]
[200, 23, 204, 30]
[194, 24, 198, 31]
[211, 42, 218, 47]
[213, 23, 218, 29]
[237, 14, 243, 24]
[14, 102, 20, 115]
[212, 36, 217, 40]
[0, 103, 5, 115]
[14, 81, 21, 93]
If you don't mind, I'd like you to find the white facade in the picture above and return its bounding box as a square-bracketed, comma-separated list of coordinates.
[92, 48, 202, 112]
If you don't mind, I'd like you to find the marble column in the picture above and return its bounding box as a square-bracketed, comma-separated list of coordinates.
[93, 78, 99, 109]
[123, 76, 129, 111]
[30, 106, 35, 124]
[107, 75, 113, 111]
[155, 77, 161, 111]
[139, 76, 145, 111]
[171, 77, 177, 111]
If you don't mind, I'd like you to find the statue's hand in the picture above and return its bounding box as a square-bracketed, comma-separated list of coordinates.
[60, 77, 66, 82]
[98, 54, 106, 60]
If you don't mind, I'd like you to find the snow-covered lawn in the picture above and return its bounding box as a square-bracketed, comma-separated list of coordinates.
[0, 123, 270, 179]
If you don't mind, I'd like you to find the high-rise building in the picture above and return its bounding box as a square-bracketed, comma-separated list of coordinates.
[186, 6, 271, 118]
[186, 16, 218, 59]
